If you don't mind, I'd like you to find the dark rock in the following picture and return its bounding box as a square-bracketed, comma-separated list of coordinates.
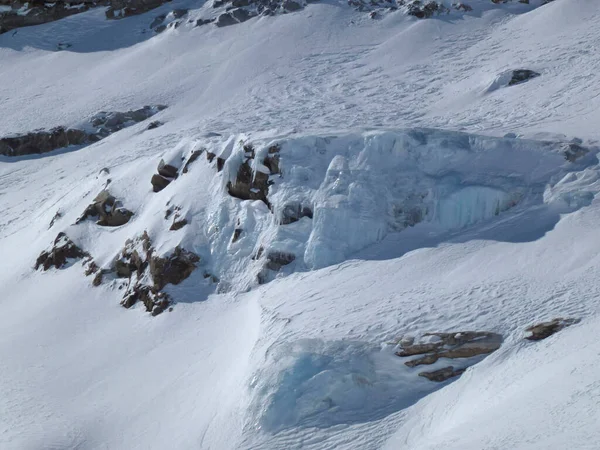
[149, 246, 200, 290]
[196, 18, 213, 26]
[525, 318, 580, 341]
[0, 127, 87, 157]
[172, 8, 187, 18]
[231, 228, 243, 243]
[169, 218, 188, 230]
[280, 203, 313, 224]
[35, 233, 89, 271]
[0, 1, 108, 35]
[157, 159, 178, 178]
[265, 250, 295, 271]
[419, 366, 466, 382]
[151, 174, 171, 192]
[48, 211, 62, 229]
[226, 143, 281, 207]
[563, 143, 589, 162]
[149, 13, 166, 28]
[230, 7, 255, 22]
[182, 149, 203, 173]
[215, 12, 237, 26]
[282, 0, 302, 11]
[147, 120, 163, 130]
[396, 331, 502, 368]
[1, 105, 166, 157]
[508, 69, 540, 86]
[77, 190, 134, 227]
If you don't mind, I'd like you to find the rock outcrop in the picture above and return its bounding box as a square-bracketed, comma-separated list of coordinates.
[525, 318, 580, 341]
[227, 144, 280, 207]
[76, 190, 134, 227]
[0, 105, 166, 157]
[0, 1, 109, 34]
[35, 232, 90, 271]
[508, 69, 540, 86]
[395, 331, 503, 382]
[111, 232, 200, 315]
[0, 128, 88, 157]
[105, 0, 172, 19]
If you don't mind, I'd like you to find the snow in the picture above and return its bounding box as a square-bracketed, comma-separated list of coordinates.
[1, 0, 600, 449]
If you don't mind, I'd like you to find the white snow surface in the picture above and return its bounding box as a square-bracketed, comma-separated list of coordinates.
[2, 0, 600, 449]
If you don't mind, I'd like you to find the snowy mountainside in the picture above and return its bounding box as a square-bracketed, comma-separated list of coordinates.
[1, 0, 600, 449]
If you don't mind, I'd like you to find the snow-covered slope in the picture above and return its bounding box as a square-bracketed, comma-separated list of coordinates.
[1, 0, 600, 449]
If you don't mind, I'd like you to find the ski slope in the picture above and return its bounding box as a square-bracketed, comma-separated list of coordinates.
[1, 0, 600, 449]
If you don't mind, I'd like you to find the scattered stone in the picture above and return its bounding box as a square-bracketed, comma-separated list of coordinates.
[35, 232, 89, 271]
[419, 366, 466, 382]
[525, 318, 580, 341]
[508, 69, 540, 86]
[77, 190, 134, 227]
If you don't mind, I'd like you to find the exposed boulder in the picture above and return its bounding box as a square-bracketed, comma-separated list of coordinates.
[169, 218, 188, 231]
[525, 318, 580, 341]
[77, 190, 134, 227]
[395, 331, 502, 381]
[508, 69, 540, 86]
[151, 174, 171, 192]
[0, 105, 166, 157]
[280, 203, 313, 224]
[147, 120, 163, 130]
[419, 366, 466, 382]
[151, 158, 179, 192]
[35, 233, 89, 271]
